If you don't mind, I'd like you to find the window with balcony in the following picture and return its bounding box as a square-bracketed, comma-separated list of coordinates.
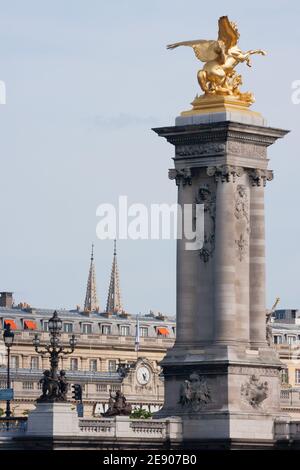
[70, 358, 78, 371]
[82, 323, 92, 334]
[101, 324, 111, 335]
[140, 327, 148, 337]
[111, 384, 120, 392]
[287, 336, 296, 345]
[120, 325, 130, 336]
[23, 382, 34, 390]
[96, 384, 107, 392]
[273, 335, 283, 344]
[30, 357, 39, 369]
[63, 323, 73, 333]
[108, 360, 117, 372]
[295, 369, 300, 385]
[89, 359, 97, 372]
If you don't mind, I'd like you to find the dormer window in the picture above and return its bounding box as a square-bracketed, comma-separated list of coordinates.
[82, 323, 92, 334]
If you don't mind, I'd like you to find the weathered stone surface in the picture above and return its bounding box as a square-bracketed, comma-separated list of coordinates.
[153, 112, 289, 443]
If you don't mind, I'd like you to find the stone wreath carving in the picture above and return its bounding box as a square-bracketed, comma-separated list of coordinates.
[195, 185, 216, 262]
[168, 168, 192, 186]
[179, 372, 211, 412]
[241, 375, 268, 408]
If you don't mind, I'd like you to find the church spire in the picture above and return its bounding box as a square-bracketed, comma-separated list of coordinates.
[106, 239, 123, 314]
[84, 244, 99, 313]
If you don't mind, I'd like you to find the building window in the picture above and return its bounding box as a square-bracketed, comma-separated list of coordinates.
[140, 327, 148, 337]
[101, 325, 111, 335]
[0, 381, 7, 389]
[11, 356, 19, 369]
[120, 325, 130, 336]
[30, 357, 39, 369]
[82, 323, 92, 334]
[63, 323, 73, 333]
[70, 358, 78, 371]
[273, 335, 283, 344]
[108, 360, 117, 372]
[89, 359, 97, 372]
[281, 369, 289, 385]
[287, 336, 296, 345]
[295, 370, 300, 385]
[43, 321, 49, 332]
[96, 384, 107, 392]
[111, 384, 120, 392]
[23, 382, 34, 390]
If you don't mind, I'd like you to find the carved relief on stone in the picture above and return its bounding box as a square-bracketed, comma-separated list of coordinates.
[176, 143, 225, 158]
[235, 184, 250, 262]
[227, 141, 267, 159]
[178, 372, 211, 412]
[195, 185, 216, 262]
[235, 185, 249, 229]
[248, 168, 274, 186]
[241, 375, 269, 408]
[207, 164, 244, 183]
[235, 234, 248, 262]
[229, 366, 279, 377]
[168, 168, 192, 186]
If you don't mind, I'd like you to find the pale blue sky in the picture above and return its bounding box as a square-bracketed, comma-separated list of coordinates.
[0, 0, 299, 314]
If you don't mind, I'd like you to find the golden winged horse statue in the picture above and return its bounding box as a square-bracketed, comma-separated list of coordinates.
[167, 16, 266, 104]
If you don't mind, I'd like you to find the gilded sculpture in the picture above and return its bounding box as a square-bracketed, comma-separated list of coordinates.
[167, 16, 265, 106]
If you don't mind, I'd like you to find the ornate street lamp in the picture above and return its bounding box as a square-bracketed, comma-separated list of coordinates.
[3, 324, 15, 418]
[33, 310, 77, 402]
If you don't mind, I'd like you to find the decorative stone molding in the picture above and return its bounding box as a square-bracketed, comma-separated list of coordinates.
[241, 375, 269, 408]
[207, 164, 243, 182]
[235, 184, 250, 262]
[195, 185, 216, 262]
[235, 233, 248, 262]
[235, 185, 249, 228]
[168, 168, 192, 186]
[248, 169, 274, 186]
[227, 141, 267, 159]
[178, 372, 211, 412]
[176, 142, 225, 158]
[228, 366, 279, 377]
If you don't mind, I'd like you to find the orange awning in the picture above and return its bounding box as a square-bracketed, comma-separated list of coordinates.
[24, 320, 37, 330]
[4, 319, 17, 330]
[157, 327, 169, 336]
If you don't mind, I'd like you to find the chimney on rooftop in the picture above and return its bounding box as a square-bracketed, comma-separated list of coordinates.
[0, 292, 13, 308]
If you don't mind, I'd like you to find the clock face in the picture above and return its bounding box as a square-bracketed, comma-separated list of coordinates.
[136, 366, 151, 385]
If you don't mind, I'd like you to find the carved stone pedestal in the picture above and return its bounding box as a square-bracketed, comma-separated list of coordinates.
[153, 110, 289, 445]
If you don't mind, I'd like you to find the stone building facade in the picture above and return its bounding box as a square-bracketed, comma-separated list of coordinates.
[0, 305, 175, 416]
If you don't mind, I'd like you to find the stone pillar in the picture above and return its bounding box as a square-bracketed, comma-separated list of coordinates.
[174, 170, 199, 346]
[212, 167, 239, 343]
[248, 170, 273, 347]
[153, 112, 289, 445]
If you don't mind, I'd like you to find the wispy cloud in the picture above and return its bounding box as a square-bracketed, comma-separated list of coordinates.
[87, 113, 160, 130]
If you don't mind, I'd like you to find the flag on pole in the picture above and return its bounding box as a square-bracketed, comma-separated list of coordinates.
[135, 314, 140, 352]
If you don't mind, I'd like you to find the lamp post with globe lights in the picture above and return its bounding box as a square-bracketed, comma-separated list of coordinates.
[3, 323, 15, 418]
[33, 311, 77, 402]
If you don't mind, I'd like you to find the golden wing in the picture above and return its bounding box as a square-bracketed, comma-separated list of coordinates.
[167, 39, 220, 62]
[218, 16, 239, 51]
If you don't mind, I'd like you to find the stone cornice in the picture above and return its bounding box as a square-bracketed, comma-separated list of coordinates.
[153, 121, 289, 148]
